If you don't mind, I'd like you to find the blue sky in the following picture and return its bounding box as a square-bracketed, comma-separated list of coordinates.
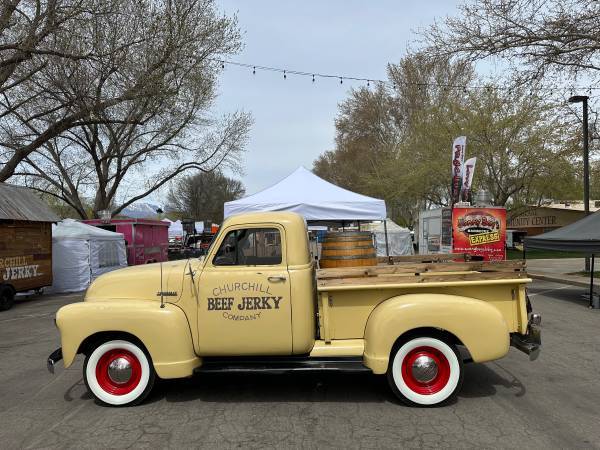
[212, 0, 461, 195]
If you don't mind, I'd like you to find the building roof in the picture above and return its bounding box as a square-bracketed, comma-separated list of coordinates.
[538, 201, 600, 212]
[0, 183, 60, 222]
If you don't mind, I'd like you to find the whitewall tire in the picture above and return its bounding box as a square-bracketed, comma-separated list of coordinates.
[387, 336, 463, 406]
[84, 340, 155, 406]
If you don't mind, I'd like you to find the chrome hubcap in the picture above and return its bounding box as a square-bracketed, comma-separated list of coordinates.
[107, 357, 132, 384]
[411, 355, 438, 383]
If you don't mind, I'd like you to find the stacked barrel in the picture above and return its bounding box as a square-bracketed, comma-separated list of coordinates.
[319, 231, 377, 268]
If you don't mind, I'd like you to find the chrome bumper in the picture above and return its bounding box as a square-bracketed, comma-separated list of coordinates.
[47, 348, 63, 374]
[510, 313, 542, 361]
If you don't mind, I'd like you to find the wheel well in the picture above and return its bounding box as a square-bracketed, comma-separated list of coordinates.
[391, 327, 466, 353]
[77, 331, 147, 356]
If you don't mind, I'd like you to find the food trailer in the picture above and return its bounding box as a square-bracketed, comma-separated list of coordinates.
[83, 218, 168, 265]
[0, 183, 58, 310]
[418, 206, 507, 261]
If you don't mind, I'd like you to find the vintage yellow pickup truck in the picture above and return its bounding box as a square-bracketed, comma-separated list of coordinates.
[48, 212, 541, 407]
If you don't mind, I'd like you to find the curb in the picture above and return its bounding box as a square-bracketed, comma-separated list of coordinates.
[528, 273, 599, 289]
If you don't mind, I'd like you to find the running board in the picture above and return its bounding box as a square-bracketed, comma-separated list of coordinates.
[194, 356, 370, 374]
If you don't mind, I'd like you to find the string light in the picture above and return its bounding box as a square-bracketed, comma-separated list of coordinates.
[215, 59, 600, 97]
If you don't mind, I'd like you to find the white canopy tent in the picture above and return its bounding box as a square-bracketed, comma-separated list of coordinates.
[162, 218, 184, 238]
[362, 219, 414, 256]
[51, 219, 127, 293]
[224, 166, 386, 221]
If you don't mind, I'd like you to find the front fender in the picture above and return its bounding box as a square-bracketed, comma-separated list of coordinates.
[363, 293, 509, 374]
[56, 301, 201, 379]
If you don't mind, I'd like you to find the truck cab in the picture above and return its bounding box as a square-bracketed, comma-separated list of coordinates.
[49, 212, 541, 407]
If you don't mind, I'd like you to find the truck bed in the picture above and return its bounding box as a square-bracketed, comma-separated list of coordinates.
[317, 259, 528, 290]
[314, 258, 530, 342]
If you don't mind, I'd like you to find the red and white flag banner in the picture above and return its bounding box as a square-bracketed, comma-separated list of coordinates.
[461, 157, 477, 201]
[451, 136, 466, 204]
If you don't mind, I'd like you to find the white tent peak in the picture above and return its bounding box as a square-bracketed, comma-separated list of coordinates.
[53, 219, 124, 241]
[224, 166, 386, 221]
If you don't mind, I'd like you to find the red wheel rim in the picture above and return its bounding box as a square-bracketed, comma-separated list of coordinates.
[95, 349, 142, 395]
[401, 346, 450, 395]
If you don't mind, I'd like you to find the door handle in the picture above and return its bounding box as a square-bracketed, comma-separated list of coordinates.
[267, 275, 287, 283]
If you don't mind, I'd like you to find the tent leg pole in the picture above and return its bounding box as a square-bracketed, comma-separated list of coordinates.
[384, 219, 390, 259]
[590, 254, 596, 309]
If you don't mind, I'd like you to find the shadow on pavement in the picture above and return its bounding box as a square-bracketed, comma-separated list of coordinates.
[137, 362, 526, 406]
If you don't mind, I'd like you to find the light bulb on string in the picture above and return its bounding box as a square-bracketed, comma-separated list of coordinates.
[252, 66, 256, 75]
[283, 70, 286, 80]
[312, 74, 315, 83]
[340, 77, 343, 84]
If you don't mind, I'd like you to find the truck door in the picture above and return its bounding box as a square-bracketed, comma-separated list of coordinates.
[197, 224, 292, 355]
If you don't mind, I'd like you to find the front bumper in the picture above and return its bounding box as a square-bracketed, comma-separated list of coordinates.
[510, 313, 542, 361]
[47, 348, 63, 374]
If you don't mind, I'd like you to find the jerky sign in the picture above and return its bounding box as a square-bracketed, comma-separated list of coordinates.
[208, 282, 283, 321]
[0, 255, 41, 281]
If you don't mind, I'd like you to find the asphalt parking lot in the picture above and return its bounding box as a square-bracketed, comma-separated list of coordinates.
[0, 280, 599, 449]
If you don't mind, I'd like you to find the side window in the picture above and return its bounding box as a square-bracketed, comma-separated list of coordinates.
[213, 228, 282, 266]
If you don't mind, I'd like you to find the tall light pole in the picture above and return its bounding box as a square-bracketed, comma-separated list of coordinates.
[568, 95, 591, 271]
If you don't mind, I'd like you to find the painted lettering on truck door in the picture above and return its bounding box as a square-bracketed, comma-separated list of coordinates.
[197, 225, 292, 355]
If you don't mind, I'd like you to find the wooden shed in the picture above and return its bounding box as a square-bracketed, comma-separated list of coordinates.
[0, 183, 59, 310]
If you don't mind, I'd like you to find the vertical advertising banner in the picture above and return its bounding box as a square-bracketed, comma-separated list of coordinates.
[452, 207, 506, 261]
[451, 136, 466, 204]
[461, 157, 477, 201]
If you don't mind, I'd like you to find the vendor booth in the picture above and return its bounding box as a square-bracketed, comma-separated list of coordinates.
[224, 166, 386, 221]
[362, 219, 414, 256]
[51, 219, 127, 293]
[525, 211, 600, 308]
[224, 167, 390, 260]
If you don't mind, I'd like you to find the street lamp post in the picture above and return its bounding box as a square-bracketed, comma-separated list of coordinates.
[568, 95, 591, 271]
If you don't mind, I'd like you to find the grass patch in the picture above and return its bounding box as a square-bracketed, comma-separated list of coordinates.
[507, 248, 587, 260]
[568, 271, 600, 277]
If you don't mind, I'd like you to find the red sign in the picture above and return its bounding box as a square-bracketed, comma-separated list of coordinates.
[452, 207, 506, 261]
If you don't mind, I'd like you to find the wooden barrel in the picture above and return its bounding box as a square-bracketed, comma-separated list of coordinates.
[319, 231, 377, 268]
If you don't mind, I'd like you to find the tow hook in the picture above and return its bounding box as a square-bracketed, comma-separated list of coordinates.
[47, 348, 63, 374]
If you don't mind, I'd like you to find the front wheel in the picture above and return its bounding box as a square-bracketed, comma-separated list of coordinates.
[387, 335, 463, 406]
[84, 339, 155, 406]
[0, 286, 15, 311]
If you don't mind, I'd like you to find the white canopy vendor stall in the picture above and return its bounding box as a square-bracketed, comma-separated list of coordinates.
[362, 219, 414, 256]
[224, 166, 386, 221]
[51, 219, 127, 293]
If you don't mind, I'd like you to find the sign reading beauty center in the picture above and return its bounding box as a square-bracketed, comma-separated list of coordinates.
[451, 136, 466, 204]
[452, 207, 506, 261]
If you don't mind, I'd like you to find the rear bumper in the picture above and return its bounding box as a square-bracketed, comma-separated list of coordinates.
[47, 348, 63, 374]
[510, 313, 541, 361]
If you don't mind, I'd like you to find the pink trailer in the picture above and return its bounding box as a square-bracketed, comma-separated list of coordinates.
[82, 218, 169, 265]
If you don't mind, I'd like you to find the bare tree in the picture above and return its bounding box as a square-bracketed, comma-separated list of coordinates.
[168, 170, 245, 221]
[1, 0, 242, 183]
[418, 0, 600, 84]
[9, 0, 251, 218]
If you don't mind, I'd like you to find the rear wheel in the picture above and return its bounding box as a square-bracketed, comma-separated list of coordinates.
[0, 286, 15, 311]
[387, 335, 463, 406]
[83, 339, 155, 406]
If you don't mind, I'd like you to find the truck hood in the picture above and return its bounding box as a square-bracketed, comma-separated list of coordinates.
[85, 260, 191, 303]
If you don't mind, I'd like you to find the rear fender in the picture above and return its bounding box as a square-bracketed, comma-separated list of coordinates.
[363, 293, 509, 374]
[56, 301, 201, 379]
